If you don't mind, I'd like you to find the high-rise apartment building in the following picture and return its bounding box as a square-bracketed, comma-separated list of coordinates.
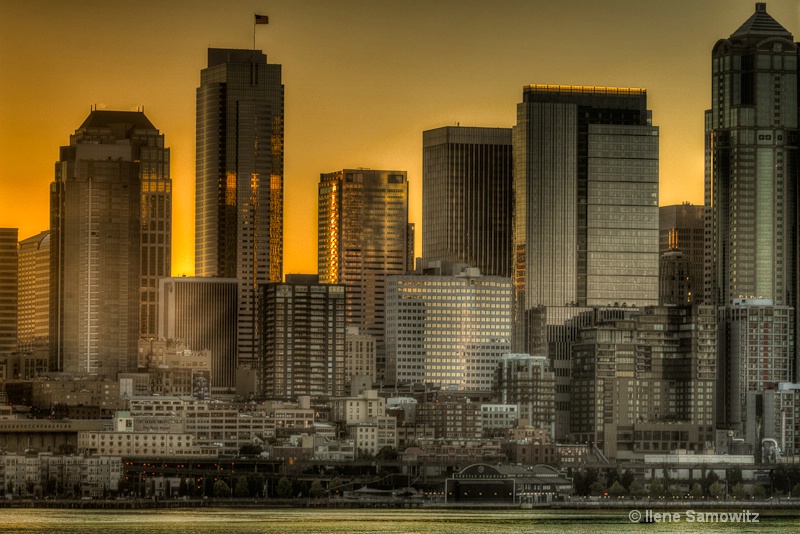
[0, 229, 18, 354]
[422, 126, 513, 277]
[705, 3, 798, 307]
[659, 203, 704, 305]
[495, 354, 555, 438]
[385, 262, 513, 390]
[318, 169, 411, 382]
[571, 306, 716, 460]
[51, 111, 166, 376]
[196, 48, 284, 369]
[718, 298, 794, 434]
[158, 277, 238, 391]
[260, 275, 346, 400]
[17, 231, 50, 351]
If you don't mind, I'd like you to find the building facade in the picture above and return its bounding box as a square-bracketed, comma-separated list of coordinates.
[345, 326, 376, 383]
[422, 126, 513, 277]
[718, 298, 795, 433]
[513, 84, 659, 316]
[659, 203, 704, 305]
[495, 353, 555, 437]
[570, 306, 717, 460]
[0, 228, 17, 354]
[158, 277, 238, 391]
[51, 111, 167, 376]
[260, 275, 346, 400]
[17, 231, 50, 352]
[318, 169, 412, 382]
[385, 262, 513, 390]
[705, 3, 798, 309]
[196, 48, 284, 369]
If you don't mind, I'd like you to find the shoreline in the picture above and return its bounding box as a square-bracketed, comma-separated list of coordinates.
[1, 498, 799, 514]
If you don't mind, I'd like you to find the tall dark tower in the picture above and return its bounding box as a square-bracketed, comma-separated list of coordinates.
[422, 126, 513, 277]
[51, 111, 168, 375]
[196, 48, 284, 369]
[705, 2, 798, 308]
[705, 3, 799, 433]
[512, 84, 660, 439]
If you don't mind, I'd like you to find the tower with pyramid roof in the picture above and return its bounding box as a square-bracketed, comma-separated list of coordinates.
[706, 3, 799, 437]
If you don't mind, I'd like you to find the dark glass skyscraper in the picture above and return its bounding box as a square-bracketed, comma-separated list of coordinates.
[513, 85, 659, 314]
[51, 111, 167, 375]
[0, 228, 17, 354]
[705, 3, 798, 308]
[422, 126, 513, 277]
[196, 48, 284, 369]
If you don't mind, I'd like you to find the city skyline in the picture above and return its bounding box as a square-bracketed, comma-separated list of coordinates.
[2, 1, 799, 276]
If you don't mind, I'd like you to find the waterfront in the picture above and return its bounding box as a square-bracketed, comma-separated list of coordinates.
[0, 508, 798, 533]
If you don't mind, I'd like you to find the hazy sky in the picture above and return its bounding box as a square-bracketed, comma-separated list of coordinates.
[1, 0, 798, 276]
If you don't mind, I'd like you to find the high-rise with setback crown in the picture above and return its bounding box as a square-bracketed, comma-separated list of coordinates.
[196, 48, 284, 369]
[51, 110, 168, 375]
[705, 2, 798, 308]
[705, 3, 799, 433]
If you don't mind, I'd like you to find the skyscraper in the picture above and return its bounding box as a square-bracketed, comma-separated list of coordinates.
[0, 228, 18, 354]
[17, 231, 50, 351]
[705, 3, 798, 308]
[51, 111, 166, 376]
[513, 84, 659, 439]
[196, 48, 284, 369]
[513, 84, 659, 315]
[706, 3, 799, 434]
[422, 126, 513, 277]
[318, 169, 411, 382]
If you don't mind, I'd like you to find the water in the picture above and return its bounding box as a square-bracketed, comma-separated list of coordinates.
[0, 508, 796, 533]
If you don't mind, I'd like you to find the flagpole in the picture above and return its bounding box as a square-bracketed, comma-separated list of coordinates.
[253, 14, 256, 50]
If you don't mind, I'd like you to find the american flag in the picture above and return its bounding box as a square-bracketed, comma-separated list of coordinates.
[255, 14, 269, 24]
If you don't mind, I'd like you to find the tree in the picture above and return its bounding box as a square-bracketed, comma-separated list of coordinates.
[213, 480, 231, 498]
[689, 483, 704, 499]
[234, 477, 249, 498]
[239, 444, 263, 457]
[277, 477, 292, 498]
[310, 480, 325, 499]
[589, 481, 606, 496]
[629, 480, 646, 498]
[179, 478, 188, 497]
[329, 477, 343, 497]
[608, 480, 627, 497]
[791, 483, 800, 498]
[648, 478, 665, 498]
[375, 446, 398, 460]
[619, 471, 635, 491]
[708, 481, 725, 499]
[752, 483, 767, 499]
[731, 482, 747, 500]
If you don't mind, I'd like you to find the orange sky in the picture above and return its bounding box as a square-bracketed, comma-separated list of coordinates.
[2, 0, 798, 277]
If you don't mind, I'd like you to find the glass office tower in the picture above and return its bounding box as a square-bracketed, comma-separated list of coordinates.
[51, 111, 167, 375]
[513, 85, 659, 439]
[422, 126, 513, 277]
[318, 169, 411, 383]
[196, 48, 284, 369]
